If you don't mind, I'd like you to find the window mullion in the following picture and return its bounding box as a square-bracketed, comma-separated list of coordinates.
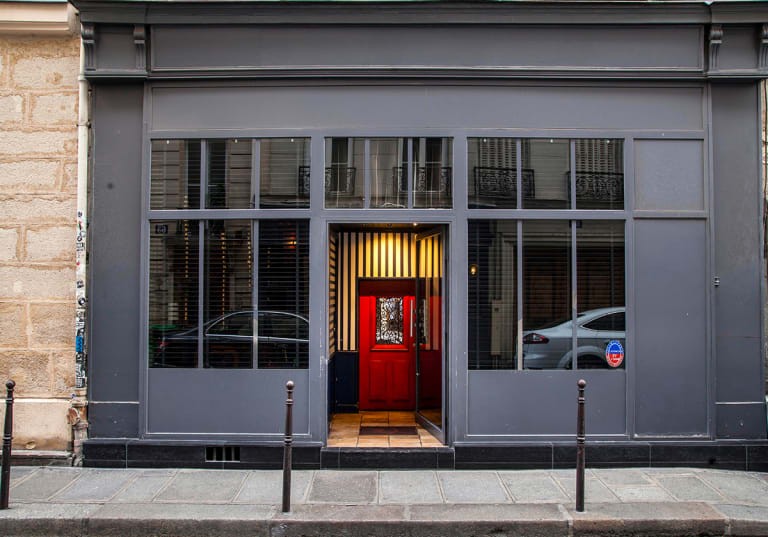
[364, 138, 371, 209]
[570, 139, 577, 210]
[516, 219, 523, 371]
[252, 220, 259, 369]
[407, 138, 414, 209]
[571, 219, 578, 370]
[198, 220, 205, 369]
[200, 140, 207, 209]
[516, 139, 522, 210]
[252, 139, 260, 209]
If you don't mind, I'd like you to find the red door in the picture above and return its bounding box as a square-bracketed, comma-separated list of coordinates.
[359, 280, 416, 410]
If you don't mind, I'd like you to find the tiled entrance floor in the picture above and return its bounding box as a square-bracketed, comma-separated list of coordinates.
[328, 411, 443, 447]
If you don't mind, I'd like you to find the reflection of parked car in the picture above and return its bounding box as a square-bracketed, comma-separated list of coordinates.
[152, 310, 309, 369]
[522, 307, 625, 370]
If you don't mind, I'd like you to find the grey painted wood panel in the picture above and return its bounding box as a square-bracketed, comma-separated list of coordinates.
[151, 85, 704, 132]
[711, 83, 764, 411]
[634, 219, 708, 436]
[634, 140, 705, 211]
[151, 25, 702, 72]
[467, 370, 626, 436]
[148, 369, 309, 434]
[89, 84, 144, 407]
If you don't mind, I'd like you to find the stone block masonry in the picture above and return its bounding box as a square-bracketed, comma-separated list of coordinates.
[0, 34, 79, 451]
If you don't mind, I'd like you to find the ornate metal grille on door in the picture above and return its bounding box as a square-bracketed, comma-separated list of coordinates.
[376, 297, 403, 345]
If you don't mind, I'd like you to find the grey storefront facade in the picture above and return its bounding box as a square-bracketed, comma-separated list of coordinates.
[76, 0, 768, 469]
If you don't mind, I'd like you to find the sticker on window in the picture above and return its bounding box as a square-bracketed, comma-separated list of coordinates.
[605, 340, 624, 368]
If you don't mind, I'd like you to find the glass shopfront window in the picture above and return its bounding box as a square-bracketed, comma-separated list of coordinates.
[468, 219, 625, 371]
[148, 219, 309, 370]
[149, 138, 310, 370]
[151, 138, 311, 210]
[468, 138, 624, 210]
[325, 137, 453, 209]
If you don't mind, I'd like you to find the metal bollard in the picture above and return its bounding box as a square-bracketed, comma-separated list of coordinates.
[576, 379, 586, 512]
[282, 380, 294, 513]
[1, 380, 15, 510]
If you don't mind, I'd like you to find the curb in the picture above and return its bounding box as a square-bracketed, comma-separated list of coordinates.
[1, 502, 768, 537]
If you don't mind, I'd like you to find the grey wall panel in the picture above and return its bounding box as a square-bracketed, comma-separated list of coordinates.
[634, 219, 707, 436]
[151, 25, 702, 71]
[151, 85, 703, 132]
[90, 84, 143, 404]
[717, 26, 759, 71]
[89, 403, 139, 438]
[96, 25, 136, 71]
[712, 84, 760, 339]
[711, 83, 764, 412]
[716, 336, 763, 405]
[467, 371, 626, 436]
[716, 403, 766, 439]
[147, 369, 309, 434]
[634, 140, 705, 211]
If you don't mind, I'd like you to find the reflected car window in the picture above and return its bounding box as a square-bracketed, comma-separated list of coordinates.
[208, 312, 253, 336]
[583, 312, 625, 331]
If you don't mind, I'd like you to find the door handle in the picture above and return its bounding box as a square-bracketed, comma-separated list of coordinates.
[410, 300, 415, 337]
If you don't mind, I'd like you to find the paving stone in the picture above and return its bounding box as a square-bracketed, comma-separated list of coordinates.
[235, 470, 312, 504]
[9, 467, 81, 501]
[556, 477, 621, 503]
[655, 475, 724, 502]
[612, 485, 675, 502]
[111, 472, 175, 503]
[53, 469, 135, 502]
[498, 472, 570, 503]
[437, 471, 509, 503]
[10, 466, 38, 484]
[698, 470, 768, 505]
[379, 471, 442, 504]
[155, 470, 247, 503]
[593, 468, 653, 486]
[308, 471, 377, 504]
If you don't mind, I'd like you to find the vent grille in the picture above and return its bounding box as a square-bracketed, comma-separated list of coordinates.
[206, 446, 240, 462]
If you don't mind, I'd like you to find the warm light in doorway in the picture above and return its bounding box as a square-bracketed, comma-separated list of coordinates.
[469, 264, 478, 276]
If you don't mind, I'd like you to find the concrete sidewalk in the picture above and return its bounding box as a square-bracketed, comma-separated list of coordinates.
[2, 466, 768, 536]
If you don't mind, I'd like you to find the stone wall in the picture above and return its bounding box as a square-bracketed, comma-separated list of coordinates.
[0, 34, 79, 451]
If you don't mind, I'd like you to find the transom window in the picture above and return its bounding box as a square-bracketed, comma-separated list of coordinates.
[150, 138, 311, 210]
[324, 137, 453, 209]
[468, 138, 624, 210]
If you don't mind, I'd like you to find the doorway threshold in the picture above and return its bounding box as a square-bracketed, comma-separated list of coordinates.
[329, 411, 443, 448]
[321, 446, 455, 469]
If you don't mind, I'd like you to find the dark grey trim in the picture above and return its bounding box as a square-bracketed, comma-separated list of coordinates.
[70, 1, 746, 26]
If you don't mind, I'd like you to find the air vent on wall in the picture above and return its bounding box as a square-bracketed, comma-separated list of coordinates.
[206, 446, 240, 462]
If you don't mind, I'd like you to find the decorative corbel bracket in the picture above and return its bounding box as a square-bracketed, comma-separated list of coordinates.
[81, 23, 95, 71]
[708, 24, 723, 72]
[133, 24, 147, 71]
[760, 24, 768, 70]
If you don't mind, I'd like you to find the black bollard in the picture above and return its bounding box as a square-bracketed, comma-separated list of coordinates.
[282, 380, 294, 513]
[576, 379, 586, 512]
[1, 380, 15, 510]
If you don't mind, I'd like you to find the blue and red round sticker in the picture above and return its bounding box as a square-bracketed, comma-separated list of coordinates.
[605, 340, 624, 368]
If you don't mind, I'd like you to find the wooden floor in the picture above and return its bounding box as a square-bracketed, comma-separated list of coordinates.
[328, 411, 443, 448]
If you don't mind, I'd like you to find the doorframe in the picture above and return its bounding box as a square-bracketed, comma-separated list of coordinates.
[414, 225, 448, 443]
[326, 222, 451, 446]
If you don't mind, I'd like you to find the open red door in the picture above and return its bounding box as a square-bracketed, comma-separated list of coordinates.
[358, 280, 416, 410]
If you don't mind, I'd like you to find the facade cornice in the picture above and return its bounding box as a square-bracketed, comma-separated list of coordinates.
[0, 2, 78, 35]
[69, 1, 733, 25]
